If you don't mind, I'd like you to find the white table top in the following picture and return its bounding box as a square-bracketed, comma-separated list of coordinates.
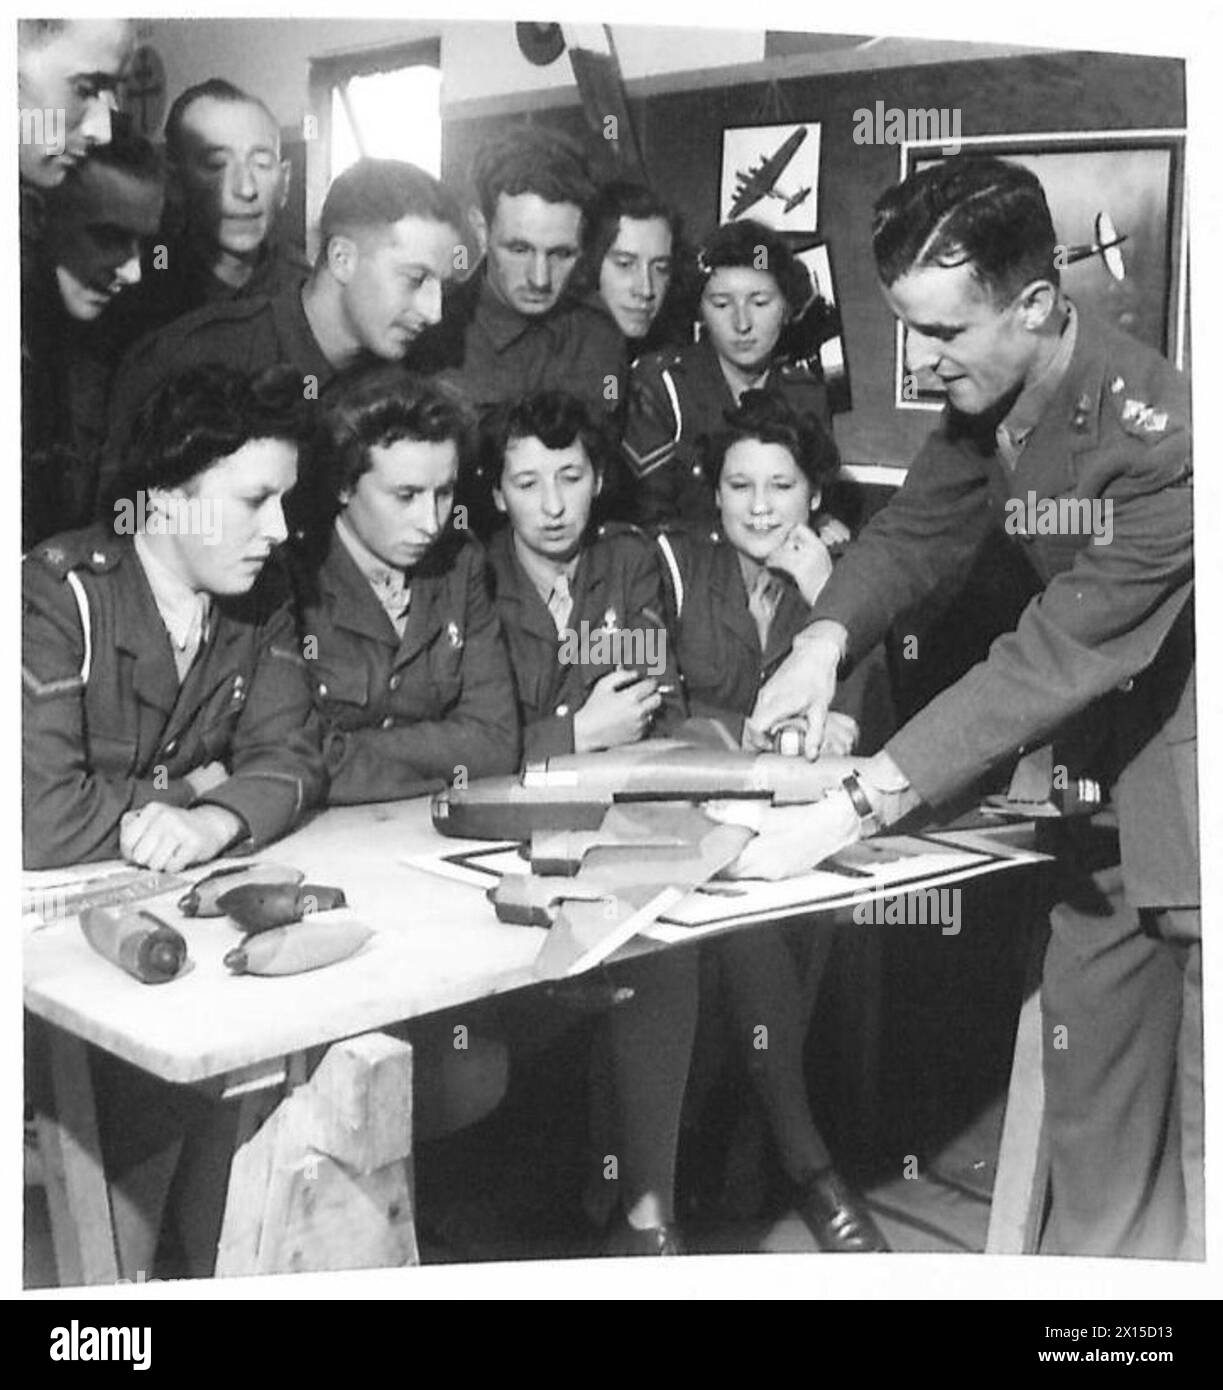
[24, 796, 1044, 1085]
[23, 799, 548, 1083]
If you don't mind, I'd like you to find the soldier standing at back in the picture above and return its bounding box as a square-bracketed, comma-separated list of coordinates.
[108, 79, 309, 352]
[622, 219, 834, 532]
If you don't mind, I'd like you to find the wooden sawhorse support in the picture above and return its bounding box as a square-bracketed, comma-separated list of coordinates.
[33, 1027, 420, 1285]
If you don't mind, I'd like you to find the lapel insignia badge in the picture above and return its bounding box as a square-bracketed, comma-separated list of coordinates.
[447, 620, 464, 649]
[1121, 398, 1169, 434]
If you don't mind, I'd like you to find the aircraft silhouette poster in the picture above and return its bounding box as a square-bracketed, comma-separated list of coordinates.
[719, 121, 821, 231]
[896, 131, 1186, 410]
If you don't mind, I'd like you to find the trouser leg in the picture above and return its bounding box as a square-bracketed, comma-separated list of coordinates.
[1040, 855, 1187, 1258]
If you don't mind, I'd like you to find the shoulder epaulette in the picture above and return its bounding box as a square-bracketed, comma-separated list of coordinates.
[27, 531, 122, 579]
[595, 520, 648, 542]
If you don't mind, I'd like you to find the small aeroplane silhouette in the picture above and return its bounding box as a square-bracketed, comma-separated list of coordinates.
[1063, 211, 1128, 281]
[729, 126, 813, 220]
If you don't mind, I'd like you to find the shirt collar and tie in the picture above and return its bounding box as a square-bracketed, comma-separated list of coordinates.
[737, 551, 782, 650]
[334, 514, 412, 637]
[511, 532, 579, 636]
[995, 301, 1079, 470]
[133, 534, 212, 680]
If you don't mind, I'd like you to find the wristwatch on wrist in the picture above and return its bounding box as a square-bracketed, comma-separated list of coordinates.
[841, 772, 879, 834]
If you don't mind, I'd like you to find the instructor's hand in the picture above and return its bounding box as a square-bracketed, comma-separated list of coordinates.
[721, 792, 861, 881]
[749, 620, 847, 759]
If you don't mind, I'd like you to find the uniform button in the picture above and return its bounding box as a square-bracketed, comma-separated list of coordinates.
[91, 550, 106, 565]
[381, 716, 395, 729]
[1117, 677, 1135, 693]
[556, 704, 570, 718]
[691, 465, 702, 476]
[317, 682, 329, 698]
[388, 674, 401, 692]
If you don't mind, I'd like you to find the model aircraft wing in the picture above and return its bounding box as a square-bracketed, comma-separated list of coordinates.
[729, 172, 766, 219]
[1095, 211, 1127, 281]
[527, 809, 755, 978]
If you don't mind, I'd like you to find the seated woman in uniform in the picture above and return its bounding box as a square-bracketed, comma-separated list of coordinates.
[658, 391, 892, 1252]
[291, 364, 519, 802]
[482, 389, 685, 759]
[23, 362, 326, 871]
[481, 389, 696, 1254]
[621, 217, 846, 539]
[289, 364, 518, 1165]
[23, 363, 326, 1277]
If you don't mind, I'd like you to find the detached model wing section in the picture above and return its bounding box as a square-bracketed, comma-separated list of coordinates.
[525, 807, 755, 978]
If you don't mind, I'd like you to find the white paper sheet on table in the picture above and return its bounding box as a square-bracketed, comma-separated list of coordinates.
[400, 824, 1051, 945]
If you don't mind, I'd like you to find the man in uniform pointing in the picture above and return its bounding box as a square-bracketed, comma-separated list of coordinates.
[740, 157, 1199, 1260]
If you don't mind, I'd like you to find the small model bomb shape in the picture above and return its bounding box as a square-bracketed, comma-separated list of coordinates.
[224, 919, 373, 975]
[178, 862, 304, 916]
[80, 907, 188, 984]
[216, 881, 347, 934]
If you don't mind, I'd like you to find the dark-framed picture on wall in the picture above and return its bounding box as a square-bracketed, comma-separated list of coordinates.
[782, 240, 852, 414]
[893, 129, 1188, 411]
[719, 121, 821, 232]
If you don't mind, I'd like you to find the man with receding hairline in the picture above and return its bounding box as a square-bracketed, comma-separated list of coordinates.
[110, 78, 309, 349]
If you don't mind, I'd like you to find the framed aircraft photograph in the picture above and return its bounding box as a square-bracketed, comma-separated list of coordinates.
[719, 120, 821, 232]
[893, 129, 1188, 410]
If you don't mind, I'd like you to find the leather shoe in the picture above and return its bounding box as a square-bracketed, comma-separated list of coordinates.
[792, 1168, 889, 1252]
[603, 1218, 686, 1257]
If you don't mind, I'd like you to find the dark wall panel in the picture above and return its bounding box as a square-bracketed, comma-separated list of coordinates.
[444, 49, 1185, 469]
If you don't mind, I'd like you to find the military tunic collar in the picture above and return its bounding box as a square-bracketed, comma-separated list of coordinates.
[133, 533, 212, 678]
[275, 283, 342, 385]
[334, 515, 411, 636]
[996, 302, 1078, 465]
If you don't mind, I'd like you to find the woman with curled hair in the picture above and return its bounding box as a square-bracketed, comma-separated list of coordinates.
[657, 391, 893, 1252]
[24, 362, 325, 872]
[289, 364, 519, 806]
[621, 217, 839, 532]
[23, 362, 327, 1276]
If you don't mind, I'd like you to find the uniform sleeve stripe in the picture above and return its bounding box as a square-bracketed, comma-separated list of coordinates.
[65, 571, 93, 683]
[656, 534, 684, 620]
[660, 368, 683, 446]
[22, 665, 83, 697]
[623, 439, 676, 478]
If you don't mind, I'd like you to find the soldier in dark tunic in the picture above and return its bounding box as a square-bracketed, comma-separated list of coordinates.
[621, 218, 835, 532]
[106, 78, 310, 354]
[23, 128, 165, 549]
[100, 157, 467, 512]
[749, 156, 1199, 1260]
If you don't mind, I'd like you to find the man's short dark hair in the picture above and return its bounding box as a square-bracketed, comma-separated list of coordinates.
[113, 364, 311, 503]
[872, 155, 1059, 304]
[697, 218, 811, 319]
[75, 118, 164, 187]
[163, 78, 280, 165]
[317, 158, 464, 265]
[482, 390, 611, 486]
[470, 126, 596, 228]
[706, 390, 840, 493]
